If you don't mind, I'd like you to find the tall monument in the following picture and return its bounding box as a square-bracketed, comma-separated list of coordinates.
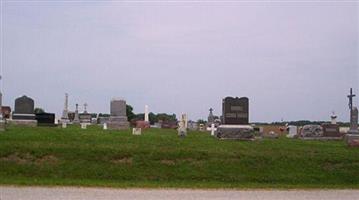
[73, 103, 80, 124]
[61, 93, 69, 122]
[346, 88, 359, 147]
[144, 105, 149, 122]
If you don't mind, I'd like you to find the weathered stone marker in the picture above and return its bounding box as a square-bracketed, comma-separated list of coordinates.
[346, 88, 359, 147]
[108, 98, 129, 130]
[11, 95, 37, 127]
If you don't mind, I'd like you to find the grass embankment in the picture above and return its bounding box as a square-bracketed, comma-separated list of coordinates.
[0, 125, 358, 189]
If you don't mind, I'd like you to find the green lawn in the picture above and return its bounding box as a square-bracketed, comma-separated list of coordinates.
[0, 125, 358, 189]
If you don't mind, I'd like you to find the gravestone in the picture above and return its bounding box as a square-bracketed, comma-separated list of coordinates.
[216, 96, 254, 140]
[35, 113, 55, 126]
[287, 125, 298, 138]
[144, 105, 149, 122]
[345, 88, 359, 147]
[322, 123, 342, 138]
[11, 95, 37, 127]
[132, 128, 142, 135]
[61, 93, 69, 123]
[108, 99, 129, 130]
[73, 104, 80, 124]
[208, 108, 215, 124]
[222, 97, 249, 125]
[177, 121, 187, 138]
[300, 125, 323, 138]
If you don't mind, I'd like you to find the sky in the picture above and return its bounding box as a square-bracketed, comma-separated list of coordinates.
[1, 1, 358, 122]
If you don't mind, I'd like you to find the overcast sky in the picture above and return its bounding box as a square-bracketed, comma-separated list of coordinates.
[1, 1, 358, 122]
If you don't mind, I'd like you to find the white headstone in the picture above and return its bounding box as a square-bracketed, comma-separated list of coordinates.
[211, 123, 215, 136]
[132, 128, 142, 135]
[144, 105, 149, 122]
[103, 123, 108, 130]
[81, 123, 87, 129]
[287, 125, 298, 138]
[62, 122, 67, 128]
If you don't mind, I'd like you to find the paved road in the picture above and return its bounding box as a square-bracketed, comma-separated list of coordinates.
[1, 186, 358, 200]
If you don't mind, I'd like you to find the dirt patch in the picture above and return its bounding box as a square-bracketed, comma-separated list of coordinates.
[111, 157, 133, 165]
[160, 160, 176, 166]
[1, 153, 58, 165]
[1, 153, 35, 164]
[35, 155, 58, 165]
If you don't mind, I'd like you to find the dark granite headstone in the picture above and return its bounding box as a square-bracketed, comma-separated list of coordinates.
[35, 113, 55, 126]
[222, 97, 249, 125]
[322, 123, 342, 137]
[12, 95, 35, 120]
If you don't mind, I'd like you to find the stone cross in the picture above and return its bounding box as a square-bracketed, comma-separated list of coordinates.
[348, 88, 356, 111]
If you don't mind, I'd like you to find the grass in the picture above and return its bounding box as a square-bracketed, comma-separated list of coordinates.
[0, 125, 358, 189]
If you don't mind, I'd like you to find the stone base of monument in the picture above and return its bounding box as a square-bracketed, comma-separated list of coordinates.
[345, 134, 359, 147]
[216, 125, 255, 140]
[108, 116, 130, 130]
[301, 136, 344, 141]
[9, 119, 37, 127]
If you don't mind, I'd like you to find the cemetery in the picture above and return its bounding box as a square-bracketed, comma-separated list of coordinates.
[0, 89, 358, 188]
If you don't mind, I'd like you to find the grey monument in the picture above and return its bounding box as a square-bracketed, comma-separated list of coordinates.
[108, 98, 130, 130]
[61, 93, 70, 123]
[216, 96, 254, 140]
[11, 95, 37, 127]
[73, 103, 80, 124]
[346, 88, 359, 147]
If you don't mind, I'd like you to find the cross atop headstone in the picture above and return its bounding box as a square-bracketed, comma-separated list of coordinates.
[348, 88, 356, 111]
[75, 103, 79, 111]
[209, 108, 213, 113]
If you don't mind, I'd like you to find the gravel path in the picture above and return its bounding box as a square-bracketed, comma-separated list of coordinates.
[1, 186, 358, 200]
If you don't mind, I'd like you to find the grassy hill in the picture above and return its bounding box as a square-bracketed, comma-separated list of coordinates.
[0, 125, 358, 188]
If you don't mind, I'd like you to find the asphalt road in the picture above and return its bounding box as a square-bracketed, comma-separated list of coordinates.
[1, 186, 358, 200]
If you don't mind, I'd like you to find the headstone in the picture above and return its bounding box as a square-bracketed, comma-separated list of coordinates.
[216, 125, 254, 140]
[199, 123, 205, 132]
[217, 96, 254, 140]
[10, 95, 37, 127]
[177, 121, 187, 138]
[345, 88, 359, 147]
[79, 113, 92, 124]
[61, 93, 69, 122]
[331, 112, 337, 125]
[73, 104, 80, 124]
[348, 107, 358, 134]
[107, 98, 130, 130]
[132, 128, 142, 135]
[300, 125, 323, 138]
[208, 108, 215, 124]
[144, 105, 149, 122]
[287, 125, 298, 138]
[181, 113, 188, 129]
[210, 123, 215, 136]
[35, 113, 55, 126]
[222, 97, 249, 125]
[322, 123, 342, 138]
[81, 123, 87, 129]
[1, 106, 11, 119]
[103, 123, 108, 130]
[62, 122, 67, 128]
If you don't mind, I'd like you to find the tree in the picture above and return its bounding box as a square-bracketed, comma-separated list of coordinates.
[34, 107, 45, 114]
[126, 104, 135, 121]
